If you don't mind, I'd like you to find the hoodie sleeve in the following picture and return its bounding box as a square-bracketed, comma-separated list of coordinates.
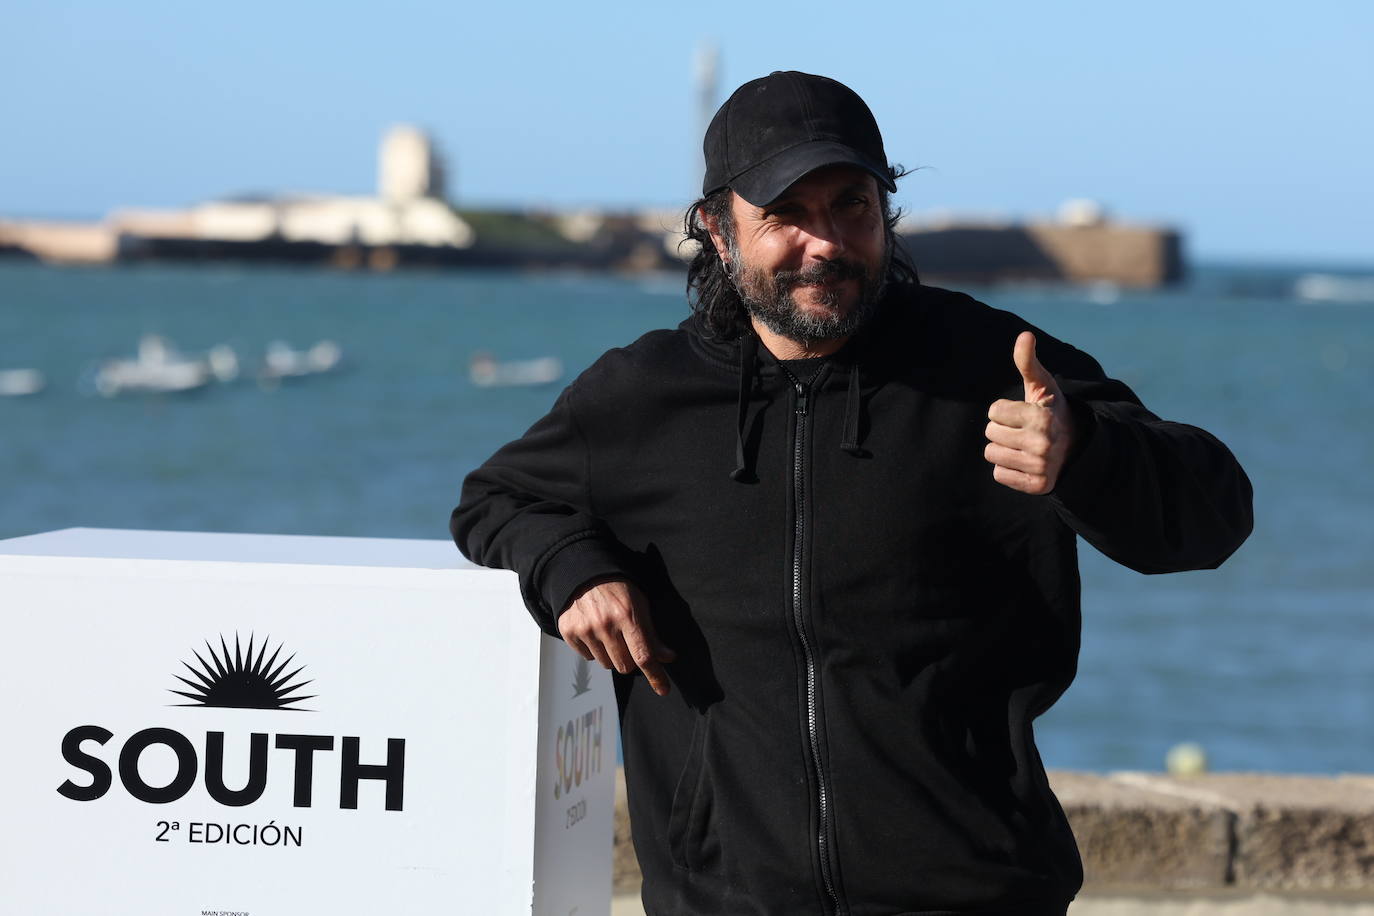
[451, 384, 632, 635]
[1045, 357, 1254, 575]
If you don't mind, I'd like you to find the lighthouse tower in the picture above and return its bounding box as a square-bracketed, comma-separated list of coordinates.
[378, 125, 447, 202]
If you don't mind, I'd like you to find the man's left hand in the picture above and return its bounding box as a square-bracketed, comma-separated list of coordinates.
[985, 331, 1075, 495]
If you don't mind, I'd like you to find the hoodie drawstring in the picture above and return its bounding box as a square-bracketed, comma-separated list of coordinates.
[839, 364, 864, 456]
[731, 338, 866, 479]
[730, 333, 759, 482]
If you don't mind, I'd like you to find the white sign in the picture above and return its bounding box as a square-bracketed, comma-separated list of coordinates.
[0, 528, 614, 916]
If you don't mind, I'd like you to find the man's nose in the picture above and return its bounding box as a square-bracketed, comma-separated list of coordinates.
[800, 215, 845, 261]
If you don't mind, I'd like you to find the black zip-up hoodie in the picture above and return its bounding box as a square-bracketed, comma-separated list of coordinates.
[452, 284, 1253, 916]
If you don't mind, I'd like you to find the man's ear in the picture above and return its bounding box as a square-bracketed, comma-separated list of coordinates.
[699, 196, 732, 263]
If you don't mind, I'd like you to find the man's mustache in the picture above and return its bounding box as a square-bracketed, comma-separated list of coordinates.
[772, 258, 867, 289]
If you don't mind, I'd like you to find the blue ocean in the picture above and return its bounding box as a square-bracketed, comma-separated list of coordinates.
[2, 260, 1370, 774]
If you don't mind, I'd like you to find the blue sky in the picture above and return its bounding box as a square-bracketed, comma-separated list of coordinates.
[4, 0, 1371, 263]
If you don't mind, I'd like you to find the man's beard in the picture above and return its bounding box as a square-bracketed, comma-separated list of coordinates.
[730, 239, 888, 344]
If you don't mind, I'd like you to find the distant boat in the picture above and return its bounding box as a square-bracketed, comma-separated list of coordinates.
[469, 353, 563, 388]
[206, 344, 240, 382]
[1084, 280, 1121, 305]
[94, 335, 237, 397]
[0, 368, 45, 397]
[259, 340, 343, 382]
[1295, 274, 1374, 304]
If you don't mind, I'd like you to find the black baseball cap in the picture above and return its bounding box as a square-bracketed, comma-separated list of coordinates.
[702, 71, 895, 206]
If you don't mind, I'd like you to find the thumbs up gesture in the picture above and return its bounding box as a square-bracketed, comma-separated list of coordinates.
[984, 332, 1076, 495]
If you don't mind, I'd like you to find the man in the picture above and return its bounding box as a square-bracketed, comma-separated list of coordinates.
[453, 71, 1252, 916]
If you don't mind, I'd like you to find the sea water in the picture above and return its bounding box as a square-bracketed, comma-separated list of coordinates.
[2, 260, 1370, 774]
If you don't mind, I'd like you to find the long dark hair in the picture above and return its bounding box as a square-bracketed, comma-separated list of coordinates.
[681, 165, 918, 339]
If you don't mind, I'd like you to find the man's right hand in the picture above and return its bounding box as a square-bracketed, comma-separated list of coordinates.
[558, 578, 676, 697]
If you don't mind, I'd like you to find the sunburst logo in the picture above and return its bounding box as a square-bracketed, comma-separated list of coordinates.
[171, 634, 315, 711]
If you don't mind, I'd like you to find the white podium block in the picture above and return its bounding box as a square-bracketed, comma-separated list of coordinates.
[0, 528, 615, 916]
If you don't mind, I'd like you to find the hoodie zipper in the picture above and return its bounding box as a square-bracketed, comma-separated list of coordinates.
[781, 365, 844, 916]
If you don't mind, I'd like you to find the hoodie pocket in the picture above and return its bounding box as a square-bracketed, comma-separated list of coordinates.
[666, 714, 709, 871]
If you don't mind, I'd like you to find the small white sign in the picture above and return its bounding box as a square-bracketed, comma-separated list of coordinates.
[0, 528, 615, 916]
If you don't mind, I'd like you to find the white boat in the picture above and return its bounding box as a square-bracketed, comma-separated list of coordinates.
[1295, 274, 1374, 304]
[95, 335, 225, 397]
[206, 344, 240, 383]
[1084, 280, 1120, 305]
[469, 353, 563, 388]
[0, 368, 45, 397]
[259, 340, 343, 382]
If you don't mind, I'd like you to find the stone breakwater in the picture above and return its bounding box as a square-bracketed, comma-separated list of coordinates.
[612, 768, 1374, 903]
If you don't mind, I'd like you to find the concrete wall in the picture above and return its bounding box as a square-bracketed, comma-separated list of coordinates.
[611, 768, 1374, 913]
[901, 222, 1183, 288]
[1029, 223, 1183, 287]
[0, 220, 118, 264]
